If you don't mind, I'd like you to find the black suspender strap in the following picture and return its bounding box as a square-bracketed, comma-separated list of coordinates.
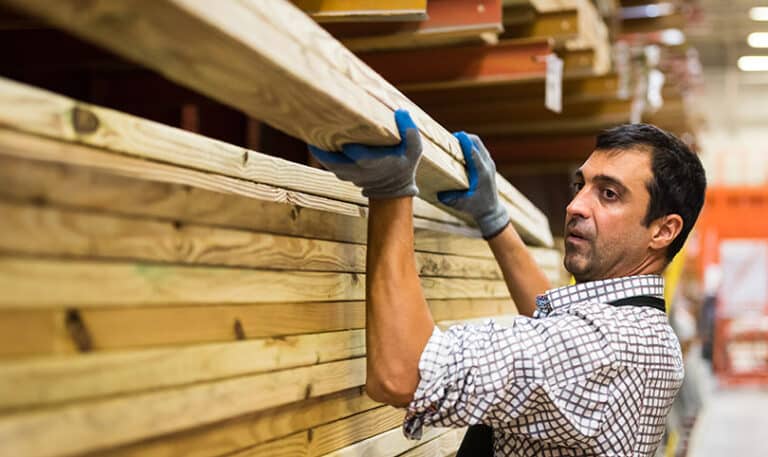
[609, 295, 666, 313]
[455, 294, 666, 456]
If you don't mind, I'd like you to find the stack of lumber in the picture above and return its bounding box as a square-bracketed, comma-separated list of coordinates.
[319, 0, 505, 51]
[616, 0, 704, 139]
[502, 0, 612, 76]
[0, 1, 563, 456]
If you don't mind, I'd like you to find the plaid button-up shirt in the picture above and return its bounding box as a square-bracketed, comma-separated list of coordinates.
[404, 275, 684, 456]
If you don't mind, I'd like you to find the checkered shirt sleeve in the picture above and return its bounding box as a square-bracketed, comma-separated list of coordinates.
[403, 284, 684, 456]
[404, 313, 619, 439]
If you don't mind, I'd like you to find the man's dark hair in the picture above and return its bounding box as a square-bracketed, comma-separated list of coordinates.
[595, 123, 707, 261]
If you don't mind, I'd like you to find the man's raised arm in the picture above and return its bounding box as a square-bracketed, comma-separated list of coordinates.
[309, 110, 434, 406]
[438, 133, 550, 316]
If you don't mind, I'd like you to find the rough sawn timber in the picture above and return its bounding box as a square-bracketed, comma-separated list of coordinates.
[0, 1, 553, 246]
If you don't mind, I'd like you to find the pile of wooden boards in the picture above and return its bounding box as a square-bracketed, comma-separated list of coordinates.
[0, 1, 566, 456]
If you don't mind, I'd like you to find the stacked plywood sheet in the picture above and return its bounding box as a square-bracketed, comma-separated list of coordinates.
[0, 1, 564, 456]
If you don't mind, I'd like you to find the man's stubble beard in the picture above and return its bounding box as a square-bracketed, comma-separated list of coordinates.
[564, 240, 596, 282]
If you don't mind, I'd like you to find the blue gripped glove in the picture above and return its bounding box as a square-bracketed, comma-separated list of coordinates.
[438, 132, 510, 239]
[308, 110, 422, 199]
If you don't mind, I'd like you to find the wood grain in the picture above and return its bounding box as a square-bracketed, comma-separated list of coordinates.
[0, 300, 518, 409]
[0, 4, 473, 216]
[0, 134, 559, 266]
[0, 11, 551, 244]
[398, 428, 467, 457]
[0, 257, 510, 308]
[0, 200, 503, 279]
[321, 426, 449, 457]
[99, 387, 380, 457]
[0, 78, 465, 227]
[0, 132, 480, 243]
[0, 330, 367, 409]
[0, 298, 513, 356]
[227, 406, 404, 457]
[0, 358, 367, 457]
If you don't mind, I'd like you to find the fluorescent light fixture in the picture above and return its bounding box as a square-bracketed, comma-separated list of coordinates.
[748, 32, 768, 47]
[750, 7, 768, 21]
[622, 3, 675, 20]
[738, 55, 768, 71]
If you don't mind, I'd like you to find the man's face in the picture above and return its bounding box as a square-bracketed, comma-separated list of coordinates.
[564, 148, 656, 282]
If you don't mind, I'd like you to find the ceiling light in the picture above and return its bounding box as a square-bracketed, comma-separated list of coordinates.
[738, 55, 768, 71]
[750, 7, 768, 21]
[748, 32, 768, 47]
[621, 3, 675, 20]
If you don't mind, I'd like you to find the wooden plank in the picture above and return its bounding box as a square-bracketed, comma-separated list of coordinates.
[397, 428, 467, 457]
[0, 310, 73, 357]
[0, 200, 503, 279]
[226, 431, 309, 457]
[0, 298, 514, 356]
[406, 73, 620, 108]
[0, 1, 466, 189]
[564, 0, 611, 76]
[0, 358, 367, 457]
[420, 97, 632, 134]
[0, 330, 367, 409]
[0, 147, 557, 268]
[0, 1, 552, 245]
[228, 406, 404, 457]
[529, 0, 577, 13]
[100, 387, 379, 457]
[322, 426, 449, 457]
[502, 7, 580, 40]
[308, 407, 403, 456]
[0, 76, 548, 245]
[482, 134, 597, 163]
[621, 12, 685, 35]
[358, 39, 552, 89]
[434, 98, 633, 135]
[291, 0, 427, 22]
[0, 257, 511, 308]
[0, 130, 478, 244]
[0, 78, 463, 228]
[324, 0, 503, 51]
[416, 93, 631, 126]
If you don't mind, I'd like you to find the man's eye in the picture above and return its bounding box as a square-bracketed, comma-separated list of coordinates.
[570, 182, 584, 194]
[602, 188, 618, 200]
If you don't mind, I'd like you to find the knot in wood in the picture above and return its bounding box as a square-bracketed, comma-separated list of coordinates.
[71, 106, 100, 134]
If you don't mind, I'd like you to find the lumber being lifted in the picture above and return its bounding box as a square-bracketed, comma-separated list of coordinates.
[2, 0, 553, 247]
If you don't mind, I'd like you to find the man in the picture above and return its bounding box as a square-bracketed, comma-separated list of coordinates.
[309, 110, 706, 456]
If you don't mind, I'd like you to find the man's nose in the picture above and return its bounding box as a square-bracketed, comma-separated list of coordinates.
[566, 188, 590, 221]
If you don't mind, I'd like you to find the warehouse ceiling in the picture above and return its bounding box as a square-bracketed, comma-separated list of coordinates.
[686, 0, 768, 68]
[682, 0, 768, 129]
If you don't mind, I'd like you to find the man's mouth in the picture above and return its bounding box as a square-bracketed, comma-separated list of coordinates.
[565, 228, 589, 244]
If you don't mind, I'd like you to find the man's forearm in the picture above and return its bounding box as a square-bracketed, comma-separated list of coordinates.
[365, 197, 435, 406]
[487, 224, 551, 317]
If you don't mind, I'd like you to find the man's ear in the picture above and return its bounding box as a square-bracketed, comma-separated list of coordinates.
[649, 214, 683, 251]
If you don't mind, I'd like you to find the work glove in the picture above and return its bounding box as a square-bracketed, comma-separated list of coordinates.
[438, 132, 510, 239]
[308, 109, 422, 199]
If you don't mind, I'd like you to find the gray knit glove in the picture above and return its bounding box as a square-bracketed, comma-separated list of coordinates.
[438, 132, 510, 239]
[308, 110, 422, 199]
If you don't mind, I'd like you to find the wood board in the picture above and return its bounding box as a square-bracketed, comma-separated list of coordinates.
[0, 2, 552, 246]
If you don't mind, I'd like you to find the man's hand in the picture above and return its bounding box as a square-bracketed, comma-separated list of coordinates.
[309, 109, 422, 199]
[438, 132, 510, 239]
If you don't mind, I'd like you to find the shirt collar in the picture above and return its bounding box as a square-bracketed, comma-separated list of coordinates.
[535, 274, 665, 316]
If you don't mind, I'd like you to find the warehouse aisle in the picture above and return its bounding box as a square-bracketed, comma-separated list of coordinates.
[688, 386, 768, 456]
